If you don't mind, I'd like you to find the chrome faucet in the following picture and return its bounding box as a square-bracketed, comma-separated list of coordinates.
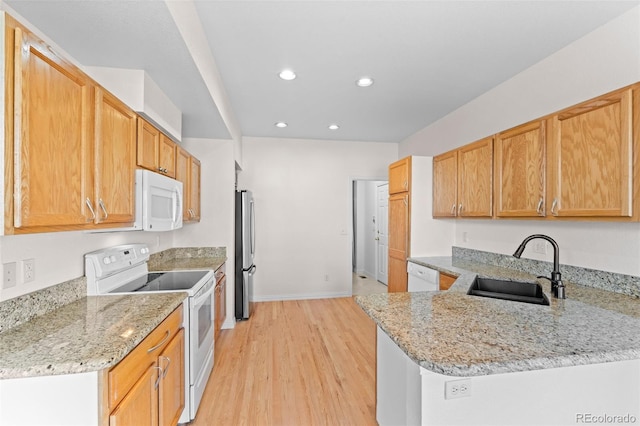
[513, 234, 566, 299]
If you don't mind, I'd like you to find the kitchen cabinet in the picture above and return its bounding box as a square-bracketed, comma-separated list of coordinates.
[547, 86, 635, 218]
[94, 87, 137, 225]
[433, 137, 493, 218]
[389, 157, 411, 194]
[137, 117, 177, 178]
[176, 147, 201, 223]
[214, 263, 226, 345]
[438, 272, 457, 290]
[494, 120, 546, 217]
[458, 137, 494, 217]
[108, 306, 184, 426]
[388, 157, 411, 292]
[10, 24, 94, 231]
[188, 156, 201, 221]
[432, 150, 458, 217]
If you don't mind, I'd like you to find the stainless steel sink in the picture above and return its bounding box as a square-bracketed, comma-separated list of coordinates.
[467, 277, 550, 306]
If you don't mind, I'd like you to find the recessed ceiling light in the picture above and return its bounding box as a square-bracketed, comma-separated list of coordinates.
[275, 122, 288, 128]
[328, 124, 340, 130]
[279, 69, 296, 81]
[356, 76, 374, 87]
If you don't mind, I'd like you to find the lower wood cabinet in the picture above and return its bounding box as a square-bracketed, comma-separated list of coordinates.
[439, 272, 457, 291]
[214, 263, 226, 345]
[108, 306, 185, 426]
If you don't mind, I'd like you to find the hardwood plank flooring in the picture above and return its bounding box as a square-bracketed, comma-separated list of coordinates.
[190, 297, 377, 426]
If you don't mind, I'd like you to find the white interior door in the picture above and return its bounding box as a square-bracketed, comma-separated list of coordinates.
[376, 183, 389, 285]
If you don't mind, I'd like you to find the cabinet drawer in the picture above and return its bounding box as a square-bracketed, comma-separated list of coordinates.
[108, 306, 183, 410]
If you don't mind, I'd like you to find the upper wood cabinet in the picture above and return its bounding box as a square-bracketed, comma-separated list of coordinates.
[176, 147, 201, 223]
[458, 137, 493, 217]
[494, 120, 546, 218]
[433, 138, 493, 218]
[547, 87, 634, 218]
[11, 25, 95, 231]
[389, 157, 411, 194]
[432, 151, 458, 217]
[137, 118, 177, 178]
[94, 88, 137, 225]
[188, 156, 201, 221]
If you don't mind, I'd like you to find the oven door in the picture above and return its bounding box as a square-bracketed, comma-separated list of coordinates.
[189, 277, 215, 383]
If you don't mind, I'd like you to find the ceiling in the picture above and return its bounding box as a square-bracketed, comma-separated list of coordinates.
[4, 0, 639, 143]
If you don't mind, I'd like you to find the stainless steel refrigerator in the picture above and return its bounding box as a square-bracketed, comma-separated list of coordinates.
[235, 190, 256, 320]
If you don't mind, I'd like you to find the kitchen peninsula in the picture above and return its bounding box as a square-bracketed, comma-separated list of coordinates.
[356, 248, 640, 426]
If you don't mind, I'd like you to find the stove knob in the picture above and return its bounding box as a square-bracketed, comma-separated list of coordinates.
[110, 255, 117, 263]
[103, 257, 111, 265]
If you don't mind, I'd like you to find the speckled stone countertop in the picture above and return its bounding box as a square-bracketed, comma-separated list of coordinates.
[0, 292, 186, 379]
[148, 246, 226, 272]
[355, 255, 640, 377]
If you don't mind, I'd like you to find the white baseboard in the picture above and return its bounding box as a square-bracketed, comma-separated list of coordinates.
[251, 291, 352, 302]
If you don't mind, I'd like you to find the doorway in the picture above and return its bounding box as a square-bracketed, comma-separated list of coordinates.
[352, 179, 388, 294]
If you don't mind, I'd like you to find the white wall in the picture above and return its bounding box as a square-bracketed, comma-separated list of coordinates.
[399, 6, 640, 276]
[172, 138, 236, 327]
[238, 137, 396, 301]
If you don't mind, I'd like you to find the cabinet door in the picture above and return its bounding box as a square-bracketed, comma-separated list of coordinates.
[175, 147, 191, 221]
[94, 88, 137, 225]
[214, 274, 227, 341]
[189, 156, 201, 221]
[158, 329, 185, 426]
[432, 151, 458, 217]
[389, 157, 411, 194]
[137, 118, 160, 172]
[109, 365, 158, 426]
[13, 27, 94, 229]
[495, 121, 546, 217]
[548, 88, 633, 217]
[159, 134, 177, 178]
[388, 193, 409, 292]
[458, 137, 493, 217]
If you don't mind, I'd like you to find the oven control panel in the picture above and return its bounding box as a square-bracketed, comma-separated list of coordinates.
[85, 243, 150, 279]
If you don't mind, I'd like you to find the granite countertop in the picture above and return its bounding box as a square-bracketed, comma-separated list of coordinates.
[355, 255, 640, 377]
[0, 292, 186, 379]
[147, 247, 226, 272]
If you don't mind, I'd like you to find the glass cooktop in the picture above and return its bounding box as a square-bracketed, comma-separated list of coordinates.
[111, 270, 210, 293]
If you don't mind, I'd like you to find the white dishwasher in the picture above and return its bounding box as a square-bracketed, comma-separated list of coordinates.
[407, 261, 439, 292]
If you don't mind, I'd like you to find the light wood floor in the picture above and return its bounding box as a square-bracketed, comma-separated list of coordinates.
[190, 297, 377, 426]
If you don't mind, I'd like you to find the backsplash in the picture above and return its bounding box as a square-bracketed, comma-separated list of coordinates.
[0, 246, 227, 334]
[0, 277, 86, 333]
[453, 246, 640, 298]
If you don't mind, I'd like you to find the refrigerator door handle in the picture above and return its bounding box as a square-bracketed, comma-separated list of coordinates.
[250, 199, 255, 258]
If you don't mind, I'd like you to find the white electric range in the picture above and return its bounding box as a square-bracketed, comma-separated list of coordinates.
[85, 244, 215, 424]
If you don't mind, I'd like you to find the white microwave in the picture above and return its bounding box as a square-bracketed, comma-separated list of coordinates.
[135, 169, 183, 231]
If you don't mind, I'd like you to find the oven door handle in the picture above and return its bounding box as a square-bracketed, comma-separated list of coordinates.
[192, 281, 216, 306]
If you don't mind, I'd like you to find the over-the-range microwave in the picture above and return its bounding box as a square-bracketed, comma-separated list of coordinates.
[92, 169, 183, 232]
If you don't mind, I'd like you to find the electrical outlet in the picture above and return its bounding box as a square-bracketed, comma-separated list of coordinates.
[22, 259, 35, 283]
[3, 262, 17, 289]
[533, 241, 547, 255]
[324, 274, 330, 282]
[445, 379, 472, 399]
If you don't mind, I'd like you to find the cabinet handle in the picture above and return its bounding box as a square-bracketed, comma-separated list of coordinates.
[98, 199, 108, 220]
[536, 198, 544, 216]
[160, 355, 171, 378]
[551, 198, 558, 216]
[157, 167, 168, 174]
[85, 198, 96, 221]
[153, 366, 163, 390]
[404, 180, 408, 189]
[147, 330, 170, 353]
[403, 196, 408, 206]
[450, 204, 456, 216]
[458, 203, 463, 215]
